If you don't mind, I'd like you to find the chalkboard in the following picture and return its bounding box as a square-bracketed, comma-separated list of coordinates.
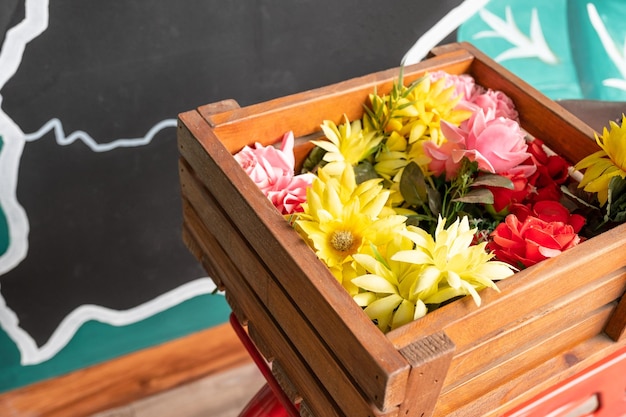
[0, 0, 463, 393]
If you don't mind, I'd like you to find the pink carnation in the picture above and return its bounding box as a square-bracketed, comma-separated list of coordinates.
[429, 70, 478, 101]
[440, 110, 534, 176]
[423, 139, 464, 180]
[234, 131, 314, 214]
[470, 89, 519, 121]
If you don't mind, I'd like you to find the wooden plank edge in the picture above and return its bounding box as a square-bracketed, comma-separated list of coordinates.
[444, 266, 626, 387]
[180, 161, 397, 416]
[480, 333, 626, 417]
[398, 332, 455, 417]
[0, 322, 251, 417]
[435, 303, 617, 416]
[180, 199, 350, 417]
[605, 293, 626, 341]
[177, 112, 410, 410]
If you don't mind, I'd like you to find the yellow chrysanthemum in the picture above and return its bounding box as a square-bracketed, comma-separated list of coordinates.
[312, 115, 384, 176]
[295, 163, 407, 287]
[374, 131, 409, 182]
[368, 74, 472, 146]
[391, 216, 515, 307]
[351, 235, 427, 332]
[575, 115, 626, 206]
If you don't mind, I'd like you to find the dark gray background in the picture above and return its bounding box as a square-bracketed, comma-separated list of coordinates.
[0, 0, 461, 346]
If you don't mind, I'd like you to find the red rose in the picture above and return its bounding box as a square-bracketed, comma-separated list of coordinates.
[527, 138, 570, 185]
[510, 200, 586, 233]
[487, 213, 581, 269]
[485, 172, 531, 214]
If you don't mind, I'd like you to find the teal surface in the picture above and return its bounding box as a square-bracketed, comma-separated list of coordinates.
[0, 136, 7, 256]
[0, 293, 231, 392]
[458, 0, 626, 101]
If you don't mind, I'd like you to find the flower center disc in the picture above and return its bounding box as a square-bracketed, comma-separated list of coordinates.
[330, 230, 356, 252]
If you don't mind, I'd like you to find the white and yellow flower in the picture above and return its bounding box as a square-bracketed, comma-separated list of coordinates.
[312, 116, 384, 176]
[576, 115, 626, 206]
[295, 163, 406, 288]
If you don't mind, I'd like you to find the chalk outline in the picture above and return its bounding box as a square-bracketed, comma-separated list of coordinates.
[0, 0, 216, 366]
[402, 0, 490, 65]
[473, 6, 558, 64]
[586, 2, 626, 92]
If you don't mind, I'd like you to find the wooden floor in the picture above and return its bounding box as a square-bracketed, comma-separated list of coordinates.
[90, 362, 267, 417]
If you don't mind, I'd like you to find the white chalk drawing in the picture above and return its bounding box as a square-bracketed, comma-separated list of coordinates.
[402, 0, 490, 65]
[586, 3, 626, 92]
[24, 117, 178, 152]
[473, 6, 558, 64]
[1, 278, 219, 365]
[0, 0, 215, 366]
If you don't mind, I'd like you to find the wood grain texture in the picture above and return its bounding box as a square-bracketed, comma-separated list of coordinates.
[91, 362, 266, 417]
[179, 162, 395, 417]
[178, 109, 410, 412]
[605, 294, 626, 341]
[0, 322, 252, 417]
[398, 332, 455, 417]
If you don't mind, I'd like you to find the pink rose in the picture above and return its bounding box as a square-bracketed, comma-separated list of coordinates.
[429, 70, 478, 101]
[234, 131, 314, 214]
[423, 139, 464, 180]
[487, 214, 581, 268]
[470, 89, 519, 121]
[441, 110, 534, 175]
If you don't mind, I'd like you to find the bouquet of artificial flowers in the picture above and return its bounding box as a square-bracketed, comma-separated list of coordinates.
[234, 69, 626, 333]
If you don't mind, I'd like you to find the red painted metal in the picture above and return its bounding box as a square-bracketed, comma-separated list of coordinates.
[229, 314, 298, 417]
[238, 384, 289, 417]
[505, 346, 626, 417]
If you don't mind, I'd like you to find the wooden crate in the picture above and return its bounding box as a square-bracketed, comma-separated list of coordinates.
[177, 42, 626, 417]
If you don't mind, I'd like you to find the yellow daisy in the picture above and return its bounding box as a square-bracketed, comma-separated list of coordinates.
[391, 216, 515, 307]
[576, 115, 626, 206]
[295, 164, 407, 286]
[351, 235, 427, 332]
[312, 116, 384, 176]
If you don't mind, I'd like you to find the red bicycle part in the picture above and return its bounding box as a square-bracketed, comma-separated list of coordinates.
[230, 314, 299, 417]
[505, 345, 626, 417]
[238, 383, 289, 417]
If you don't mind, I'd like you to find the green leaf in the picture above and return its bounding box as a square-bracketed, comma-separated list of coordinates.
[471, 174, 514, 189]
[354, 160, 380, 184]
[427, 186, 442, 216]
[607, 176, 626, 223]
[453, 188, 494, 204]
[301, 146, 326, 173]
[399, 162, 428, 206]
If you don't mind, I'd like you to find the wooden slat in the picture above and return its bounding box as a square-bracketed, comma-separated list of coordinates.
[200, 49, 475, 154]
[605, 295, 626, 341]
[0, 322, 251, 417]
[179, 169, 395, 417]
[435, 303, 618, 416]
[181, 197, 345, 417]
[178, 111, 410, 411]
[450, 333, 626, 417]
[443, 267, 626, 390]
[397, 332, 455, 416]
